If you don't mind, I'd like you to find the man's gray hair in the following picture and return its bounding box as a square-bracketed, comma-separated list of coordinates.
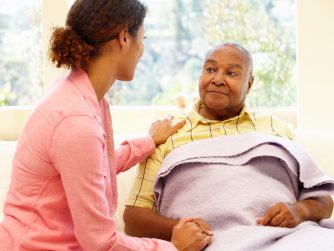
[206, 42, 253, 75]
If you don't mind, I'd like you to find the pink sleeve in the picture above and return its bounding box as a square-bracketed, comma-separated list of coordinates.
[50, 116, 175, 251]
[114, 136, 155, 174]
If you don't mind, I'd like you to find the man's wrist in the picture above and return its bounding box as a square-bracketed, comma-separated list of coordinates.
[295, 201, 309, 221]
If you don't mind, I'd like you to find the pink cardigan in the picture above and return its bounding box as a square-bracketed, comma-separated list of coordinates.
[0, 69, 176, 251]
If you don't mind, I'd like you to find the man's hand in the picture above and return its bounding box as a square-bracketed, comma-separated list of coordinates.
[149, 116, 186, 146]
[124, 206, 214, 241]
[257, 196, 333, 228]
[256, 202, 304, 228]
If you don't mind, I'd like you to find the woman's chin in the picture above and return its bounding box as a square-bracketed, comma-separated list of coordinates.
[117, 75, 134, 82]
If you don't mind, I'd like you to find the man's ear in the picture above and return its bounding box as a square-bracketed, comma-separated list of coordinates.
[117, 28, 129, 48]
[247, 75, 254, 94]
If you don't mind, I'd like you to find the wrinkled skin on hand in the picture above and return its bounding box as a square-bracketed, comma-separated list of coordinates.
[257, 202, 305, 228]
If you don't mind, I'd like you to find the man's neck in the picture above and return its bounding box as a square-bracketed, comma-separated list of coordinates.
[198, 105, 243, 121]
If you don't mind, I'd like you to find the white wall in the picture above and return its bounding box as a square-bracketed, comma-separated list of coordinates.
[297, 0, 334, 129]
[41, 0, 68, 87]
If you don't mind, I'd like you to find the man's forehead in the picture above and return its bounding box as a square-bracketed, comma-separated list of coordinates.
[204, 58, 243, 69]
[205, 46, 249, 67]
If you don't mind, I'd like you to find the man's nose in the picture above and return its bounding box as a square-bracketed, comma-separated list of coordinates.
[212, 72, 226, 86]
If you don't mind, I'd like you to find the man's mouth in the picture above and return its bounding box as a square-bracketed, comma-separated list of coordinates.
[207, 91, 228, 96]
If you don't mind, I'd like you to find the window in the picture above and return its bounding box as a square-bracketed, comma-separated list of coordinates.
[0, 0, 295, 108]
[110, 0, 296, 108]
[0, 0, 42, 106]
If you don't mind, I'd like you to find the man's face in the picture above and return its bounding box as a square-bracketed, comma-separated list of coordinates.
[198, 45, 253, 120]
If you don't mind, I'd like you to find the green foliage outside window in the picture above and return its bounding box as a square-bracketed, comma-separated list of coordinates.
[0, 0, 295, 108]
[109, 0, 296, 108]
[0, 0, 42, 106]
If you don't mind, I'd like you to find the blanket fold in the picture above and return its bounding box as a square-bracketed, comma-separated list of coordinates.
[154, 133, 334, 251]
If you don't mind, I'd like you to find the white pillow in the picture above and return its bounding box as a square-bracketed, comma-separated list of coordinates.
[0, 141, 17, 221]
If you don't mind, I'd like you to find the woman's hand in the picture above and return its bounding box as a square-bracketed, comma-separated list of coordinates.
[149, 116, 186, 146]
[192, 218, 214, 236]
[171, 218, 212, 251]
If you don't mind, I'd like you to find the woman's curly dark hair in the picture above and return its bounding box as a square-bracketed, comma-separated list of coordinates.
[49, 0, 147, 69]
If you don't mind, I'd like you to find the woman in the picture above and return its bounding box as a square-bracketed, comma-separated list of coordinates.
[0, 0, 212, 250]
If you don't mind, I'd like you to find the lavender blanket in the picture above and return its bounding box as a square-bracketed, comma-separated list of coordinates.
[154, 133, 334, 251]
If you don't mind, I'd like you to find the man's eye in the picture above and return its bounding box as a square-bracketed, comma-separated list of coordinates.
[206, 67, 216, 73]
[227, 71, 238, 77]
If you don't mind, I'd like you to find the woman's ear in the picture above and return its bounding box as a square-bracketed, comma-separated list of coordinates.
[117, 28, 129, 48]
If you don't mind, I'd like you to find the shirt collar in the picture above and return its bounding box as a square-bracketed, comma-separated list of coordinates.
[181, 99, 254, 132]
[69, 68, 103, 124]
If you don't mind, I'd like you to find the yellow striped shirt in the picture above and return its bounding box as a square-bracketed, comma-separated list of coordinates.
[125, 101, 294, 210]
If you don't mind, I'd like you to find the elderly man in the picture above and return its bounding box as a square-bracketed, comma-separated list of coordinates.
[123, 42, 334, 243]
